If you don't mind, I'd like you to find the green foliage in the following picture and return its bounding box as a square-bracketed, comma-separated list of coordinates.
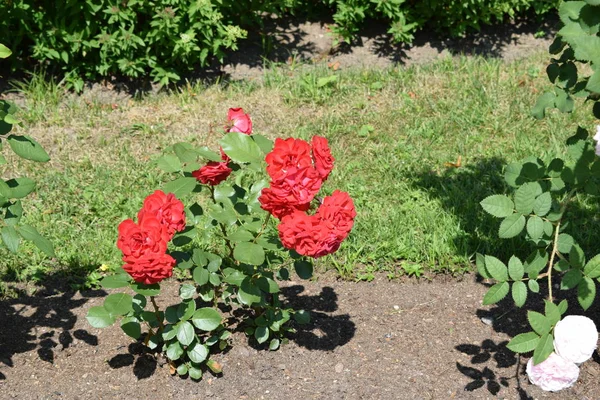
[480, 0, 600, 366]
[1, 0, 558, 88]
[0, 45, 53, 259]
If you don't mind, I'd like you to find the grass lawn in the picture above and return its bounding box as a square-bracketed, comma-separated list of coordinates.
[1, 52, 597, 290]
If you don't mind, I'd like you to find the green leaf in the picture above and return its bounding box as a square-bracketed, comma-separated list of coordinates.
[7, 135, 50, 162]
[196, 146, 222, 161]
[587, 70, 600, 93]
[166, 341, 184, 361]
[557, 233, 574, 254]
[498, 214, 526, 239]
[191, 308, 222, 331]
[6, 177, 36, 199]
[532, 333, 554, 366]
[177, 300, 196, 321]
[528, 311, 551, 335]
[100, 274, 131, 289]
[238, 277, 262, 305]
[86, 306, 116, 328]
[476, 253, 491, 279]
[162, 324, 177, 341]
[294, 260, 314, 280]
[558, 299, 568, 315]
[228, 228, 254, 242]
[173, 142, 199, 163]
[193, 267, 209, 286]
[526, 216, 544, 240]
[578, 276, 596, 310]
[484, 255, 509, 282]
[1, 225, 20, 253]
[256, 277, 279, 294]
[220, 132, 263, 164]
[528, 279, 540, 293]
[532, 91, 556, 119]
[206, 359, 222, 373]
[233, 242, 265, 265]
[508, 256, 524, 281]
[515, 183, 541, 214]
[507, 332, 540, 353]
[179, 283, 196, 300]
[176, 321, 195, 346]
[482, 282, 510, 305]
[555, 260, 570, 272]
[163, 177, 197, 197]
[525, 250, 549, 278]
[570, 245, 586, 270]
[156, 154, 181, 173]
[269, 338, 281, 351]
[561, 269, 583, 290]
[188, 365, 202, 380]
[254, 326, 269, 344]
[176, 364, 188, 376]
[480, 195, 514, 218]
[544, 300, 561, 326]
[252, 134, 274, 155]
[511, 281, 527, 307]
[222, 268, 245, 286]
[0, 44, 12, 58]
[533, 192, 552, 217]
[584, 254, 600, 278]
[294, 309, 311, 324]
[17, 223, 55, 257]
[121, 317, 141, 339]
[104, 293, 133, 316]
[131, 282, 160, 296]
[187, 341, 208, 363]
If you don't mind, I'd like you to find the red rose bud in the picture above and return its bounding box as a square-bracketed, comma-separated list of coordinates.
[311, 136, 335, 181]
[137, 190, 186, 239]
[192, 161, 232, 186]
[227, 107, 252, 134]
[122, 253, 176, 284]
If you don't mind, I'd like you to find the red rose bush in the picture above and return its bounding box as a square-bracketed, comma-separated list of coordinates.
[87, 108, 356, 381]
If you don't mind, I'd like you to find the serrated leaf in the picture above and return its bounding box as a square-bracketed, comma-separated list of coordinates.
[163, 177, 197, 197]
[526, 216, 544, 240]
[587, 70, 600, 93]
[561, 269, 583, 290]
[104, 293, 133, 316]
[220, 132, 263, 164]
[176, 321, 195, 346]
[483, 282, 510, 305]
[1, 225, 20, 253]
[515, 183, 541, 214]
[533, 192, 552, 216]
[508, 256, 524, 281]
[17, 223, 54, 257]
[498, 214, 526, 239]
[528, 311, 551, 335]
[483, 255, 508, 282]
[584, 254, 600, 278]
[100, 274, 130, 289]
[233, 242, 265, 265]
[166, 341, 184, 361]
[544, 300, 561, 326]
[191, 308, 222, 331]
[120, 316, 141, 339]
[7, 135, 50, 162]
[570, 245, 586, 269]
[557, 233, 574, 254]
[512, 281, 527, 307]
[532, 333, 554, 365]
[558, 299, 568, 314]
[480, 195, 514, 218]
[179, 283, 196, 300]
[86, 306, 116, 328]
[528, 279, 540, 293]
[156, 154, 181, 173]
[578, 276, 596, 310]
[6, 177, 36, 199]
[476, 253, 492, 279]
[506, 332, 540, 353]
[532, 91, 556, 119]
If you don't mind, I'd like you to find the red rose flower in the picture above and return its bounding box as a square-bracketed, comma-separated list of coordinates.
[227, 107, 252, 134]
[316, 190, 356, 238]
[137, 190, 186, 239]
[259, 166, 322, 219]
[122, 253, 176, 284]
[117, 214, 169, 262]
[311, 136, 335, 181]
[277, 211, 342, 258]
[265, 138, 313, 181]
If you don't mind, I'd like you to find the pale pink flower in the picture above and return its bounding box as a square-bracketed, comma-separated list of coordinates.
[526, 352, 579, 392]
[593, 125, 600, 156]
[554, 315, 598, 364]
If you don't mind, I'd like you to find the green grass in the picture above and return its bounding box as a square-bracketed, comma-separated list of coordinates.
[1, 52, 597, 288]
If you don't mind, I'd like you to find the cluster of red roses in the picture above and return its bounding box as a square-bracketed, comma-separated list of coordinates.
[191, 108, 252, 186]
[259, 137, 356, 258]
[117, 190, 186, 284]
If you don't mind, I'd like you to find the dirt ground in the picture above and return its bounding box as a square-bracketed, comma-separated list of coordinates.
[4, 14, 600, 400]
[2, 273, 600, 400]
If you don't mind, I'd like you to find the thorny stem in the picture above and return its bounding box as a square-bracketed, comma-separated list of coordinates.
[150, 296, 164, 332]
[253, 213, 272, 244]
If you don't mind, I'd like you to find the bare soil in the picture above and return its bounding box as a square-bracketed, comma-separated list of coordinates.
[2, 273, 600, 400]
[4, 15, 599, 400]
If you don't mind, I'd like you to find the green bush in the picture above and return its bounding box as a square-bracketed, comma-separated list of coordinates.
[0, 0, 558, 89]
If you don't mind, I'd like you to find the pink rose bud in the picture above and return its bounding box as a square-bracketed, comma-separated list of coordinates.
[553, 315, 598, 364]
[526, 352, 579, 392]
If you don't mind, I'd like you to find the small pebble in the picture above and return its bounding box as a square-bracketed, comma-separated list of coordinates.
[393, 305, 400, 310]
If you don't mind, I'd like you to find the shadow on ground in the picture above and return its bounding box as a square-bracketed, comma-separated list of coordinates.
[0, 276, 104, 380]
